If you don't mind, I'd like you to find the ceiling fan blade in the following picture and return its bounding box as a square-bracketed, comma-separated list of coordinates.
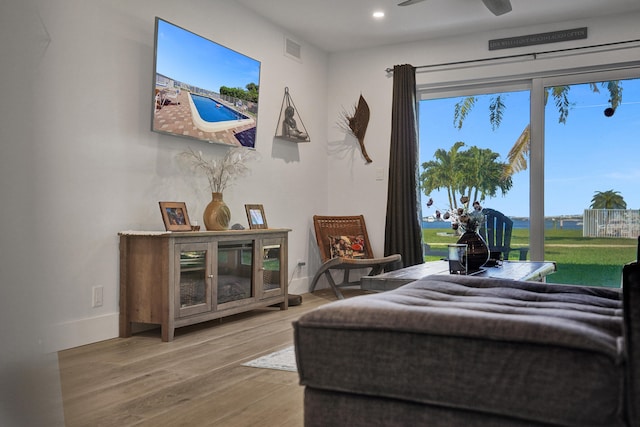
[397, 0, 427, 6]
[481, 0, 512, 16]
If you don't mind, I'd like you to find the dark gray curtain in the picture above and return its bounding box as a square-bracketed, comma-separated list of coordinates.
[384, 64, 423, 267]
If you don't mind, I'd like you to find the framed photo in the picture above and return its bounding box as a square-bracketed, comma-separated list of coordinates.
[245, 204, 268, 229]
[159, 201, 192, 231]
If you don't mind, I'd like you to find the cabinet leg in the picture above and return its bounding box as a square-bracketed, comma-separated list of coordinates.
[161, 326, 174, 342]
[281, 294, 292, 310]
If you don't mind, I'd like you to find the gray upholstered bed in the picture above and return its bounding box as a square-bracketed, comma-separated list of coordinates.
[294, 262, 640, 426]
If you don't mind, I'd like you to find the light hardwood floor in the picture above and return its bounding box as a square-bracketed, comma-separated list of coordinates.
[58, 289, 363, 427]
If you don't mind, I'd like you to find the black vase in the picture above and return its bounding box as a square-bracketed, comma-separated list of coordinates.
[457, 230, 490, 272]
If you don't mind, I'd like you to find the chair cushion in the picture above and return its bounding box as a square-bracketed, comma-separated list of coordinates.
[329, 235, 367, 259]
[294, 275, 625, 427]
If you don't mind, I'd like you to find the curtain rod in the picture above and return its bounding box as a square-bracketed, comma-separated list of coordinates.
[385, 38, 640, 73]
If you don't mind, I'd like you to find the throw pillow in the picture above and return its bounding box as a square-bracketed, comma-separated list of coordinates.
[329, 235, 366, 259]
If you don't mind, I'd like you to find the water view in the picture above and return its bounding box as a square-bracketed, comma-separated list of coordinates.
[422, 217, 583, 230]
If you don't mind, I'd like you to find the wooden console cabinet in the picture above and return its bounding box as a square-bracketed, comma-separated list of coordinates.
[119, 229, 289, 341]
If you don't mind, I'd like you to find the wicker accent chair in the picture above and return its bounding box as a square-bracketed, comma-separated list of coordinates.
[480, 208, 529, 261]
[309, 215, 402, 299]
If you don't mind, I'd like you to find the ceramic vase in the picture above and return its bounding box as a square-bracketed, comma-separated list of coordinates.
[456, 229, 490, 272]
[203, 192, 231, 231]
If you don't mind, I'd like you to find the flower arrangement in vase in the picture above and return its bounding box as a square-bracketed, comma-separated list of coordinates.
[180, 146, 257, 230]
[427, 196, 489, 271]
[427, 196, 485, 233]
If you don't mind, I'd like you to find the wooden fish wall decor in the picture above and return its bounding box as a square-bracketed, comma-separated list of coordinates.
[339, 94, 372, 163]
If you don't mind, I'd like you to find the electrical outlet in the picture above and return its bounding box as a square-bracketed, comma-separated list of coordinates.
[92, 286, 103, 308]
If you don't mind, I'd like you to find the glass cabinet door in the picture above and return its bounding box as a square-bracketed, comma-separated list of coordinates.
[217, 240, 254, 305]
[176, 243, 212, 317]
[261, 239, 284, 297]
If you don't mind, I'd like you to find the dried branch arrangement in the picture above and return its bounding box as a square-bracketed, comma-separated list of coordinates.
[180, 146, 257, 193]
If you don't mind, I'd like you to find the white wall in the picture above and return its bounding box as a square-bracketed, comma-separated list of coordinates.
[325, 12, 640, 260]
[1, 0, 329, 355]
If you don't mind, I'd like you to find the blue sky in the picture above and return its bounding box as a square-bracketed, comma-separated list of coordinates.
[155, 18, 260, 94]
[419, 77, 640, 218]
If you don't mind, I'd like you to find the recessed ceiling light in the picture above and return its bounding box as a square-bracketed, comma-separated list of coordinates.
[373, 11, 385, 19]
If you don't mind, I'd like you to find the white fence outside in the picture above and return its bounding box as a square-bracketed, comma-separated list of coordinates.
[583, 209, 640, 238]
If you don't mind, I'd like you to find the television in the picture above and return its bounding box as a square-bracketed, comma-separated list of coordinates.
[152, 17, 261, 148]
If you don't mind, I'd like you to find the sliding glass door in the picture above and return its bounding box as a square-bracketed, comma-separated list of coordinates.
[419, 88, 531, 260]
[419, 69, 639, 287]
[542, 74, 640, 286]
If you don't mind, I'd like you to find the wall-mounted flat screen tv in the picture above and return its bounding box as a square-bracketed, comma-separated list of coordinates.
[152, 17, 260, 148]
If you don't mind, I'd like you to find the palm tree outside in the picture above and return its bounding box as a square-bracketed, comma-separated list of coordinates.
[420, 141, 465, 210]
[590, 190, 627, 210]
[420, 142, 511, 211]
[588, 190, 630, 238]
[454, 81, 624, 177]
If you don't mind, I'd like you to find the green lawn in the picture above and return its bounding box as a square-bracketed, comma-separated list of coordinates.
[423, 228, 637, 288]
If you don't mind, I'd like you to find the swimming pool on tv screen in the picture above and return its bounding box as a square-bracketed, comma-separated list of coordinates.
[191, 94, 248, 123]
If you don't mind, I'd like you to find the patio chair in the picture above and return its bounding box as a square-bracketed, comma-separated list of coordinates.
[309, 215, 402, 299]
[480, 208, 529, 261]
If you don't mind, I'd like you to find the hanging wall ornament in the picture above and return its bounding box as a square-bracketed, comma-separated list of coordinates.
[338, 94, 372, 163]
[275, 87, 310, 142]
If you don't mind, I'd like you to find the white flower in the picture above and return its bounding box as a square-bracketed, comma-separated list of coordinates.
[428, 196, 485, 233]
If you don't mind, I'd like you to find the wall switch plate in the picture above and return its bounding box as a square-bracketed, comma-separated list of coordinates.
[92, 286, 103, 308]
[375, 168, 385, 181]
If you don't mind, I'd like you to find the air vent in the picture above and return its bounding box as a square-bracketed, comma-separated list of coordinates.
[284, 36, 302, 62]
